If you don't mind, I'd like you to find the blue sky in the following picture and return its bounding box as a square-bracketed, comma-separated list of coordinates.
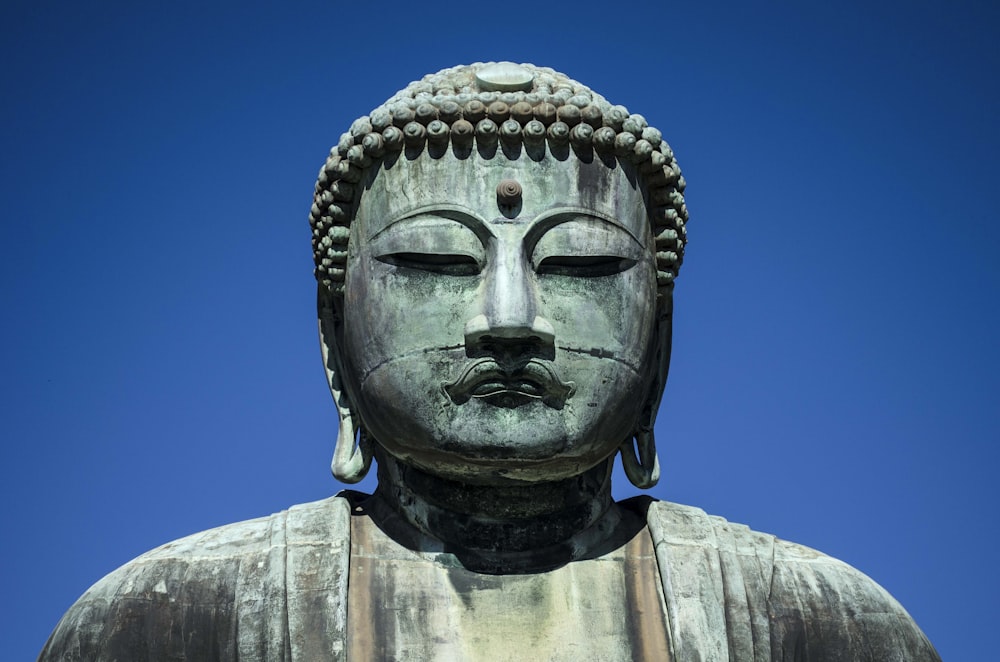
[3, 1, 997, 659]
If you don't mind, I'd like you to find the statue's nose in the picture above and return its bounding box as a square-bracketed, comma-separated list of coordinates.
[464, 254, 555, 361]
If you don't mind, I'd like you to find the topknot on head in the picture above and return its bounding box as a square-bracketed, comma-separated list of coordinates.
[309, 63, 689, 294]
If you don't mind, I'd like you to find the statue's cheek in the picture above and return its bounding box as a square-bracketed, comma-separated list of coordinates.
[536, 263, 657, 360]
[345, 255, 479, 371]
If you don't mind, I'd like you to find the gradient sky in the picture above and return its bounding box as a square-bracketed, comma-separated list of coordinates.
[3, 2, 997, 659]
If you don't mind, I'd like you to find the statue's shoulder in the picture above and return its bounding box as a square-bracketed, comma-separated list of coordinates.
[39, 495, 353, 662]
[645, 499, 940, 661]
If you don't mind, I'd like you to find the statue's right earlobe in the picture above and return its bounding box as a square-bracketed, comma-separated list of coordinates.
[317, 285, 373, 483]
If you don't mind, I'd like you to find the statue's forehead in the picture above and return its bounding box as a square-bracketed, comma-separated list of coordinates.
[355, 153, 647, 240]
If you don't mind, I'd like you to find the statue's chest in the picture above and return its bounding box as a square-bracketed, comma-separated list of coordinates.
[347, 515, 670, 661]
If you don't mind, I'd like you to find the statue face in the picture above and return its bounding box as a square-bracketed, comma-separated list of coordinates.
[339, 152, 659, 484]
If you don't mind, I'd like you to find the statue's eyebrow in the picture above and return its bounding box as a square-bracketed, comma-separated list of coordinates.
[371, 204, 492, 243]
[524, 207, 645, 249]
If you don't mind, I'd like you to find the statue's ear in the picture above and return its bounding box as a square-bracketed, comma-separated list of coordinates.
[620, 294, 672, 489]
[317, 284, 373, 483]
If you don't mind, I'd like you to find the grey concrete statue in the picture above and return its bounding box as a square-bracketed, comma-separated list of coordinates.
[40, 63, 940, 661]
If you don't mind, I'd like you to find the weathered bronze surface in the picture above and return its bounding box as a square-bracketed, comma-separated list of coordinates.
[40, 63, 939, 661]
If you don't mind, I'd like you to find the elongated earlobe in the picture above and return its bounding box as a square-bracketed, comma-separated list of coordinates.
[620, 430, 660, 489]
[331, 403, 372, 483]
[621, 296, 672, 489]
[318, 285, 373, 483]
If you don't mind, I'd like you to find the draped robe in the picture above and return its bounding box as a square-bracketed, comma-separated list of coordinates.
[40, 496, 940, 661]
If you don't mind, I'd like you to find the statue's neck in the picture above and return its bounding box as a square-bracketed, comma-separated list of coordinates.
[370, 450, 621, 573]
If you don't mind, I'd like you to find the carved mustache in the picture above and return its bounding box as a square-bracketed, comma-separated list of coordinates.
[443, 359, 576, 410]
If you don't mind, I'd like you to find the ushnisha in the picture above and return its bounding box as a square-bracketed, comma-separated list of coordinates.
[309, 62, 687, 295]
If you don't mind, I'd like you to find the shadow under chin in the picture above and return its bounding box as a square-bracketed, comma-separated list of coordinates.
[343, 488, 652, 576]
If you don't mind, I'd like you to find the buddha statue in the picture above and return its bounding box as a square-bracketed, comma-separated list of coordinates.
[40, 63, 940, 661]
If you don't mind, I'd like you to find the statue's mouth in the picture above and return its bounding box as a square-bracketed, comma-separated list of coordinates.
[443, 359, 575, 410]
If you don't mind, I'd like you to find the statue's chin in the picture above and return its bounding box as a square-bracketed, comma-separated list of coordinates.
[361, 399, 627, 485]
[375, 445, 616, 486]
[350, 349, 645, 484]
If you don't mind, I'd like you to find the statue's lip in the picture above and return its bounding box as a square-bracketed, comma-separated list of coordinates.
[443, 359, 575, 410]
[470, 378, 545, 398]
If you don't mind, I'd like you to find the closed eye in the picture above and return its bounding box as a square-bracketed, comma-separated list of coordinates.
[535, 255, 636, 277]
[377, 252, 481, 276]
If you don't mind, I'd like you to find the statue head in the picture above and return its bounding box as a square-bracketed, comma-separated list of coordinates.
[310, 63, 688, 491]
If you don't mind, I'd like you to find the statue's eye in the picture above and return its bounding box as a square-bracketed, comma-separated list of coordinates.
[535, 255, 636, 277]
[378, 252, 481, 276]
[530, 216, 643, 278]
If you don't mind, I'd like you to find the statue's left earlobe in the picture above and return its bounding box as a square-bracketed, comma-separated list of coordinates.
[621, 428, 660, 489]
[621, 295, 672, 489]
[318, 285, 373, 483]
